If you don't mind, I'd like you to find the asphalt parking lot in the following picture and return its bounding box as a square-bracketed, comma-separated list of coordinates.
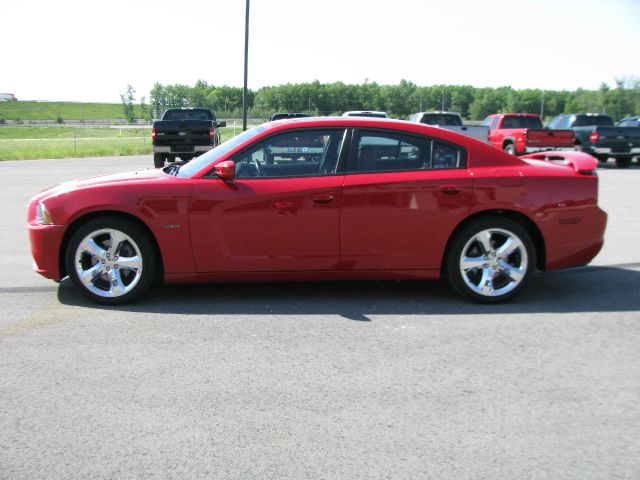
[1, 156, 639, 479]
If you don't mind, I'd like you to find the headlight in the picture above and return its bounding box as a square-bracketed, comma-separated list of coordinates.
[36, 202, 54, 225]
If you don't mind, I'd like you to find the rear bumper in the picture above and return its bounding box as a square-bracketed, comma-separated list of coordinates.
[590, 146, 640, 157]
[153, 145, 213, 155]
[28, 222, 66, 280]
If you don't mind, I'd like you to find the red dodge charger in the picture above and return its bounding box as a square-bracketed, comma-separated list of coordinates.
[27, 117, 607, 304]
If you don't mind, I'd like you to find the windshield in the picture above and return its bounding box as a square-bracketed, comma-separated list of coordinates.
[176, 126, 266, 178]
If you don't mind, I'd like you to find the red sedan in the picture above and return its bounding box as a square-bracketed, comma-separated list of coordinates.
[27, 117, 607, 304]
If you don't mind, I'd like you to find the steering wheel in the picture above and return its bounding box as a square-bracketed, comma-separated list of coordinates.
[252, 158, 263, 177]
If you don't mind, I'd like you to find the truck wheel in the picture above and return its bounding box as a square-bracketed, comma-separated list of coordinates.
[446, 216, 536, 304]
[153, 154, 166, 168]
[616, 157, 631, 169]
[504, 143, 516, 156]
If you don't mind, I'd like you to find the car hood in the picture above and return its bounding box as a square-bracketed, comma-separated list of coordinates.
[36, 168, 167, 200]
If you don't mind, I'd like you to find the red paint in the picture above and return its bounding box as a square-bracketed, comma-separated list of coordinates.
[27, 117, 606, 286]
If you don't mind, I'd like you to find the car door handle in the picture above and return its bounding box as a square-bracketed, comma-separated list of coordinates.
[440, 185, 461, 195]
[312, 193, 335, 204]
[273, 201, 294, 209]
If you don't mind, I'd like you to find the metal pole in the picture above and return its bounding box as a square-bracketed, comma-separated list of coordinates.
[242, 0, 250, 131]
[540, 90, 545, 119]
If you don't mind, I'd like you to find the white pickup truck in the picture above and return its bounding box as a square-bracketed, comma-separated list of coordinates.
[409, 111, 489, 142]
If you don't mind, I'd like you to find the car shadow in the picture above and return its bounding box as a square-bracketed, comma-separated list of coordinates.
[56, 265, 640, 319]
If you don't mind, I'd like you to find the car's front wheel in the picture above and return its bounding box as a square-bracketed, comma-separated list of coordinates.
[66, 217, 156, 304]
[446, 217, 536, 303]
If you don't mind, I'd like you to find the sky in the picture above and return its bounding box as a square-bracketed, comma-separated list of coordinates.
[3, 0, 639, 103]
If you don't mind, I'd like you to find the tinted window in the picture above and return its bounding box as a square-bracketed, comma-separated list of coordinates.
[572, 115, 614, 127]
[420, 114, 463, 126]
[354, 130, 466, 173]
[163, 109, 214, 121]
[234, 129, 345, 178]
[501, 116, 543, 129]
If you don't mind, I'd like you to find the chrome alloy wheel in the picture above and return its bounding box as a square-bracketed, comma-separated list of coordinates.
[73, 228, 144, 298]
[458, 228, 528, 298]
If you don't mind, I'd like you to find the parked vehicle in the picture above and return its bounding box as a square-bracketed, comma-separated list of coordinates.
[342, 111, 388, 118]
[269, 112, 311, 121]
[410, 111, 489, 142]
[617, 116, 640, 128]
[152, 108, 226, 168]
[483, 113, 575, 155]
[547, 113, 640, 168]
[28, 117, 606, 305]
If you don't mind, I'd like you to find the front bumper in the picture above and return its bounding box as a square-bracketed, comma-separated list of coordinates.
[28, 222, 66, 280]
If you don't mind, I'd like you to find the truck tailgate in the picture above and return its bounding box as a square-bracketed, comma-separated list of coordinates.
[525, 129, 574, 147]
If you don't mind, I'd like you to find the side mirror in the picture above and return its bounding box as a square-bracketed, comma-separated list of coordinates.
[214, 160, 235, 180]
[217, 121, 227, 128]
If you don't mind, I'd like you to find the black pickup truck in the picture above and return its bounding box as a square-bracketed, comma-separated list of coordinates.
[152, 108, 226, 168]
[547, 113, 640, 168]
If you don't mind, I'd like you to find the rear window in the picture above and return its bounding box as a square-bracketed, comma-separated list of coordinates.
[163, 109, 214, 121]
[420, 114, 463, 126]
[501, 116, 543, 129]
[573, 115, 614, 127]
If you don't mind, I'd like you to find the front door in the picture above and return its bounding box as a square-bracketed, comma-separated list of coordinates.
[189, 128, 347, 272]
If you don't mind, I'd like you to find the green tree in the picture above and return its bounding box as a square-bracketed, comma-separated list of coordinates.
[120, 84, 136, 123]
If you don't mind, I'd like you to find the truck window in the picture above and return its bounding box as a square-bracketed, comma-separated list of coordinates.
[572, 115, 614, 127]
[420, 114, 462, 126]
[501, 116, 543, 129]
[163, 109, 214, 121]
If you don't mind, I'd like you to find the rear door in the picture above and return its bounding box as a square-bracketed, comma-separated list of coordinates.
[340, 129, 473, 271]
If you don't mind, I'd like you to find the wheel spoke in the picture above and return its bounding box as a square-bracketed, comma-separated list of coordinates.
[117, 255, 142, 272]
[108, 230, 128, 256]
[478, 268, 495, 295]
[81, 238, 105, 259]
[497, 237, 523, 258]
[108, 270, 126, 297]
[499, 261, 525, 283]
[78, 263, 102, 288]
[475, 231, 493, 255]
[461, 256, 485, 271]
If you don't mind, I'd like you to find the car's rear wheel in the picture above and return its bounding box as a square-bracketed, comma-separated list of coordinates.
[446, 217, 536, 303]
[153, 154, 166, 168]
[504, 143, 516, 156]
[616, 156, 631, 169]
[66, 217, 156, 305]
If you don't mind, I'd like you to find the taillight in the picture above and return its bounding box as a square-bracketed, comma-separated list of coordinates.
[151, 128, 156, 140]
[209, 127, 214, 140]
[590, 131, 598, 143]
[523, 129, 528, 141]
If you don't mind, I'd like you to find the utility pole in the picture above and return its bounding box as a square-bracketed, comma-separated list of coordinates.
[540, 90, 545, 119]
[242, 0, 250, 131]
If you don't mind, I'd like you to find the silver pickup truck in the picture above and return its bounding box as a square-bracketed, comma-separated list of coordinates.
[409, 111, 489, 142]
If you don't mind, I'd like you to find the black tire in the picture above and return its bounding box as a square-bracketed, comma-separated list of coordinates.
[504, 143, 516, 156]
[616, 156, 631, 169]
[153, 154, 166, 168]
[446, 217, 536, 304]
[65, 217, 156, 305]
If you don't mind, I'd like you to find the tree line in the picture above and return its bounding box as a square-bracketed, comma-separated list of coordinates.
[142, 78, 640, 122]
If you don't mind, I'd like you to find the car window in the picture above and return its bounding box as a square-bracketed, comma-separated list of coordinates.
[354, 130, 466, 173]
[234, 129, 345, 178]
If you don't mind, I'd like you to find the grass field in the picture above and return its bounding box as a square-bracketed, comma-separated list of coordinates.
[0, 125, 240, 160]
[0, 101, 140, 121]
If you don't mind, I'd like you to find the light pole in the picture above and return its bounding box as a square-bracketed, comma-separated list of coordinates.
[242, 0, 250, 131]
